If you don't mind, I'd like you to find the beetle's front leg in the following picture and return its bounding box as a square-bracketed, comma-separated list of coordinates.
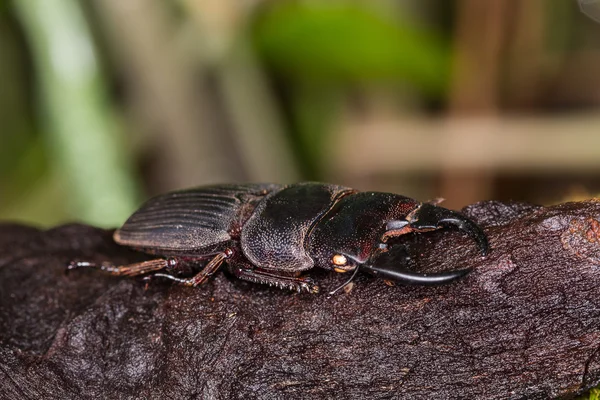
[226, 263, 319, 294]
[384, 203, 489, 255]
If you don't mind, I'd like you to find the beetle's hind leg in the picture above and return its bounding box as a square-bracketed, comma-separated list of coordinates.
[226, 263, 319, 294]
[68, 259, 170, 277]
[148, 250, 232, 287]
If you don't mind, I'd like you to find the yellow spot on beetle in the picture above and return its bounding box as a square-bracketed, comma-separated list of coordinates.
[332, 254, 347, 266]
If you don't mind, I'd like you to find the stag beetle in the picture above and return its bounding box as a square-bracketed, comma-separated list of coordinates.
[69, 182, 489, 294]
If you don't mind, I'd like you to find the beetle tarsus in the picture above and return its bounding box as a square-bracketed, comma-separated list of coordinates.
[68, 261, 93, 270]
[405, 203, 489, 255]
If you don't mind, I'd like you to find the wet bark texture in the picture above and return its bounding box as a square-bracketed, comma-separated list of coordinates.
[1, 200, 600, 399]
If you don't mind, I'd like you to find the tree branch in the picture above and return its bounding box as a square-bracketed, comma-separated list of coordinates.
[1, 200, 600, 399]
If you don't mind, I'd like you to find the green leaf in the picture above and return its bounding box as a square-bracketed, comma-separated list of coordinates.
[253, 2, 450, 95]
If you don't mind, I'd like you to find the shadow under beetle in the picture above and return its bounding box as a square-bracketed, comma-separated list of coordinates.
[69, 182, 489, 293]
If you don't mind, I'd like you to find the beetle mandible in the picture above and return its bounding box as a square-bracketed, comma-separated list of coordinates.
[69, 182, 489, 293]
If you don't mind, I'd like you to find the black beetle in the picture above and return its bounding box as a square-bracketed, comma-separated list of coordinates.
[69, 182, 489, 294]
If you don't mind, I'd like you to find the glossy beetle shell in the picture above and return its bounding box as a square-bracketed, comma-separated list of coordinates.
[241, 183, 353, 271]
[114, 184, 282, 253]
[88, 181, 490, 293]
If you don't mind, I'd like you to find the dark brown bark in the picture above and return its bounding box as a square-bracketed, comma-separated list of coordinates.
[1, 201, 600, 399]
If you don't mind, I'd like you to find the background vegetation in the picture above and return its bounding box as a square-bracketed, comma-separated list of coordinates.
[2, 0, 600, 229]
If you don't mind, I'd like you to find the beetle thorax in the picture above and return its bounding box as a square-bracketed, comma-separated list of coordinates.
[306, 192, 419, 271]
[240, 183, 354, 272]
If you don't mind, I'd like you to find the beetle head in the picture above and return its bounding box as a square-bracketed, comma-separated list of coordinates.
[307, 192, 488, 286]
[307, 192, 417, 272]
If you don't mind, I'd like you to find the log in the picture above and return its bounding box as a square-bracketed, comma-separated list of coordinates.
[1, 200, 600, 399]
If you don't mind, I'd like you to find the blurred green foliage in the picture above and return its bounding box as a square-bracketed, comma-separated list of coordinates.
[0, 0, 599, 237]
[253, 2, 450, 92]
[0, 0, 452, 224]
[579, 387, 600, 400]
[0, 4, 58, 224]
[1, 0, 140, 227]
[252, 2, 449, 179]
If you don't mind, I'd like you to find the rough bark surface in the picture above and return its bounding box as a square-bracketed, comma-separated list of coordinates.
[1, 201, 600, 399]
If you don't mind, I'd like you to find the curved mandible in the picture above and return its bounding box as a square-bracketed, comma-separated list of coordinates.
[360, 264, 472, 285]
[385, 203, 489, 256]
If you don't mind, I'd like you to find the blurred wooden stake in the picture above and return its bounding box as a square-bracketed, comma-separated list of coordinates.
[442, 0, 510, 208]
[180, 0, 299, 183]
[92, 0, 244, 192]
[332, 113, 600, 187]
[13, 0, 141, 226]
[448, 0, 508, 112]
[504, 0, 546, 109]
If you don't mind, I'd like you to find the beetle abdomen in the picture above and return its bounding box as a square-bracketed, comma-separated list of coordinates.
[114, 184, 281, 253]
[241, 183, 354, 271]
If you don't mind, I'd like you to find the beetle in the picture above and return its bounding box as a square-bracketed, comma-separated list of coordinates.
[69, 182, 489, 294]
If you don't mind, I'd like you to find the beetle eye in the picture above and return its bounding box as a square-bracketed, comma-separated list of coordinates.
[332, 254, 347, 266]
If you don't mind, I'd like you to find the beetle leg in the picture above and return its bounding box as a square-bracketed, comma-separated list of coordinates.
[68, 259, 170, 276]
[226, 264, 319, 294]
[385, 203, 489, 255]
[148, 250, 231, 287]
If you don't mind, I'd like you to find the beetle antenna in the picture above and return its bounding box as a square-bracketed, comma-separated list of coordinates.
[328, 267, 361, 296]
